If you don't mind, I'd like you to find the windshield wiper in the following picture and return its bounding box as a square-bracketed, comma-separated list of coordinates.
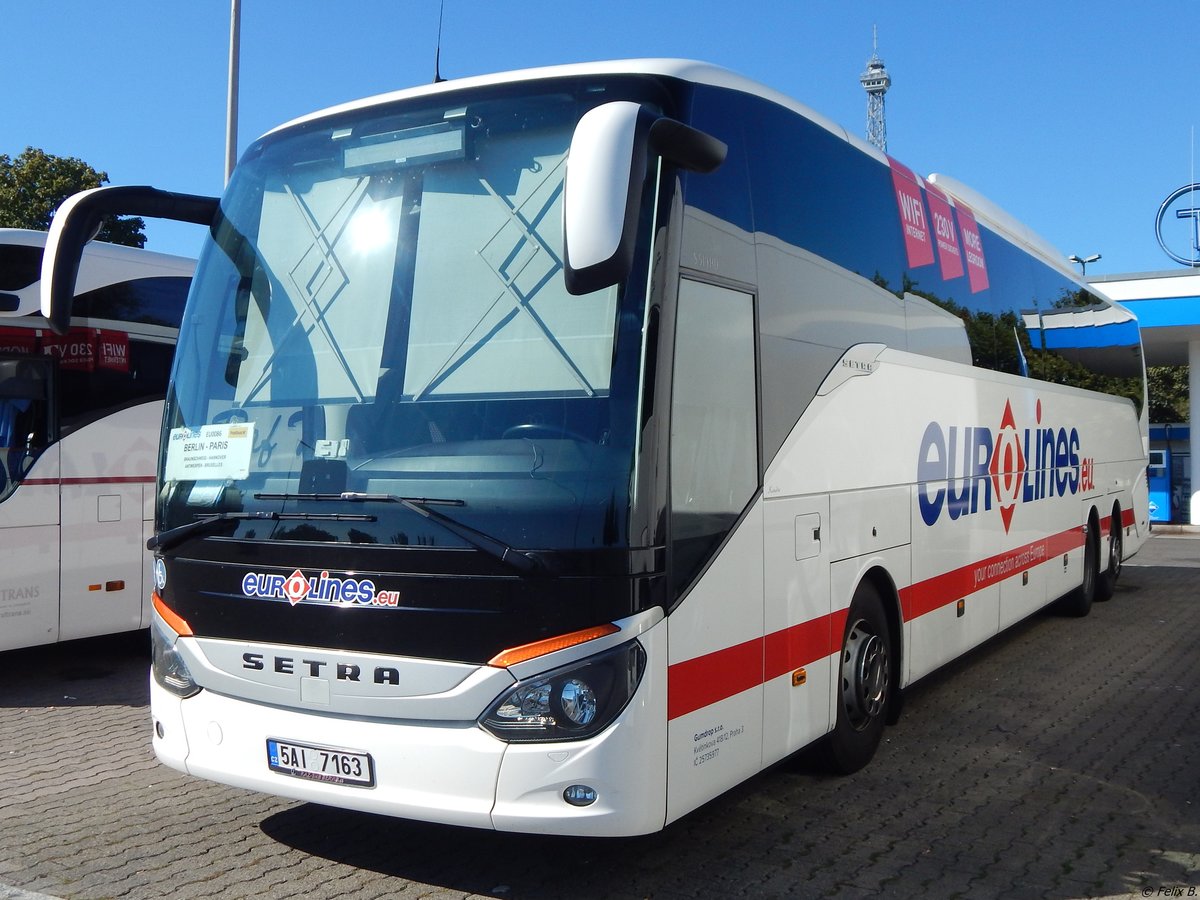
[255, 491, 542, 575]
[147, 509, 375, 553]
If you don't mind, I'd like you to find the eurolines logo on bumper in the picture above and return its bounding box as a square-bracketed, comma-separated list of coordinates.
[917, 399, 1097, 533]
[241, 569, 402, 608]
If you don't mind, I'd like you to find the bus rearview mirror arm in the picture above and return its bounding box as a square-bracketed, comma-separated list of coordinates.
[42, 185, 219, 335]
[563, 102, 726, 297]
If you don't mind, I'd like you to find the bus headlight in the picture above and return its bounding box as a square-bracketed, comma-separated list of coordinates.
[151, 617, 201, 698]
[559, 678, 598, 726]
[480, 639, 645, 742]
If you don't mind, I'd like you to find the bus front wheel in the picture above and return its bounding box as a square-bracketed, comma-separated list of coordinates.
[819, 581, 892, 775]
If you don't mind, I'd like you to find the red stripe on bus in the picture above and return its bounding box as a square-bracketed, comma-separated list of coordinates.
[667, 611, 845, 721]
[20, 475, 155, 486]
[763, 609, 847, 682]
[667, 518, 1113, 720]
[1100, 508, 1137, 532]
[667, 637, 763, 721]
[899, 525, 1085, 621]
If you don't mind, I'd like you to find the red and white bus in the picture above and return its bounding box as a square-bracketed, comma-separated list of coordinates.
[0, 228, 192, 651]
[42, 60, 1147, 835]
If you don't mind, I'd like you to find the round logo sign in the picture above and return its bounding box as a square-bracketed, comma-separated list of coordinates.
[1155, 183, 1200, 267]
[153, 557, 168, 592]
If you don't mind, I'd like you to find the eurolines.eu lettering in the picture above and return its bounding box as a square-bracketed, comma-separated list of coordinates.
[917, 399, 1095, 531]
[242, 569, 402, 608]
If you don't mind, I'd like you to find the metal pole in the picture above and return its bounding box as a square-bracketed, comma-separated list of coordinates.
[225, 0, 241, 185]
[1189, 340, 1200, 525]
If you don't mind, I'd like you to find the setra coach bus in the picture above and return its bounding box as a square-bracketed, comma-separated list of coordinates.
[0, 229, 192, 651]
[40, 60, 1147, 835]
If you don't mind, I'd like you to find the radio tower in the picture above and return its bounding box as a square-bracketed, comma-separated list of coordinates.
[860, 26, 891, 153]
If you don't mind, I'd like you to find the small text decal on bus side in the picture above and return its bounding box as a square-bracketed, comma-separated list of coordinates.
[917, 399, 1095, 533]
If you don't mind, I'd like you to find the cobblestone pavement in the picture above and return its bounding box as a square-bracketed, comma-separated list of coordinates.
[1, 536, 1197, 900]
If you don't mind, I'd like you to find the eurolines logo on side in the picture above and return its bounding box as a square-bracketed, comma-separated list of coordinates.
[917, 399, 1097, 533]
[242, 569, 402, 608]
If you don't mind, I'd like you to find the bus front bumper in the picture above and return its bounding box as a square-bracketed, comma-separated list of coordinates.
[150, 662, 667, 836]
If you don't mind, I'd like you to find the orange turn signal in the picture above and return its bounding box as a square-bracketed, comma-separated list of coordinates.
[487, 623, 619, 668]
[152, 592, 193, 637]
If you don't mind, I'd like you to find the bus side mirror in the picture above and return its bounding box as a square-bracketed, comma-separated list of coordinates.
[563, 103, 727, 296]
[41, 185, 220, 335]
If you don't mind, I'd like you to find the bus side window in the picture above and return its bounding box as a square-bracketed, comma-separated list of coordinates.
[669, 279, 758, 597]
[0, 355, 53, 500]
[56, 275, 190, 435]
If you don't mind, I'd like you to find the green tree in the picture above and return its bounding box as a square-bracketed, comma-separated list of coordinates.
[0, 147, 146, 247]
[1147, 365, 1190, 423]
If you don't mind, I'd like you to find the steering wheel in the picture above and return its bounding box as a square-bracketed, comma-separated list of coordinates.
[501, 423, 591, 443]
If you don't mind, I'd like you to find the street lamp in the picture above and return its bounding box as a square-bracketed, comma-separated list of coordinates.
[1068, 253, 1101, 276]
[225, 0, 242, 185]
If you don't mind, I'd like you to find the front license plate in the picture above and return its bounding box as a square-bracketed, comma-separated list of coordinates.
[266, 738, 375, 788]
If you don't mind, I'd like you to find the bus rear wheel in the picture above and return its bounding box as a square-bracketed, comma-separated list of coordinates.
[1096, 509, 1122, 602]
[1058, 513, 1099, 617]
[819, 582, 892, 775]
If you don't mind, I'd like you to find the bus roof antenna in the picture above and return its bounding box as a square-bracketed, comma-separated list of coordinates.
[433, 1, 447, 83]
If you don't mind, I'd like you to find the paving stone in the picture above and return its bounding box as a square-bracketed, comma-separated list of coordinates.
[0, 541, 1197, 899]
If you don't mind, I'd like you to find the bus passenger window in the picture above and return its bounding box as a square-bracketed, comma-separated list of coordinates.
[0, 356, 52, 500]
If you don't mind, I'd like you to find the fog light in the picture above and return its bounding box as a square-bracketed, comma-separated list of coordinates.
[155, 720, 165, 739]
[563, 784, 598, 807]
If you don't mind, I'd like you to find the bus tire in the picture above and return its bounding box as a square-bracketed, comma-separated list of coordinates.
[819, 581, 892, 775]
[1095, 507, 1122, 602]
[1058, 513, 1099, 617]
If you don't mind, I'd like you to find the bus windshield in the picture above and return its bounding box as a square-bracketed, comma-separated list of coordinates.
[161, 84, 655, 554]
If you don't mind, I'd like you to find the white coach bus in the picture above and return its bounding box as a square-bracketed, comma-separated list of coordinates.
[0, 228, 192, 651]
[41, 60, 1147, 835]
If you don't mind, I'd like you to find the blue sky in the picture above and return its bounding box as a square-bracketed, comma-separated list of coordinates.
[4, 1, 1195, 276]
